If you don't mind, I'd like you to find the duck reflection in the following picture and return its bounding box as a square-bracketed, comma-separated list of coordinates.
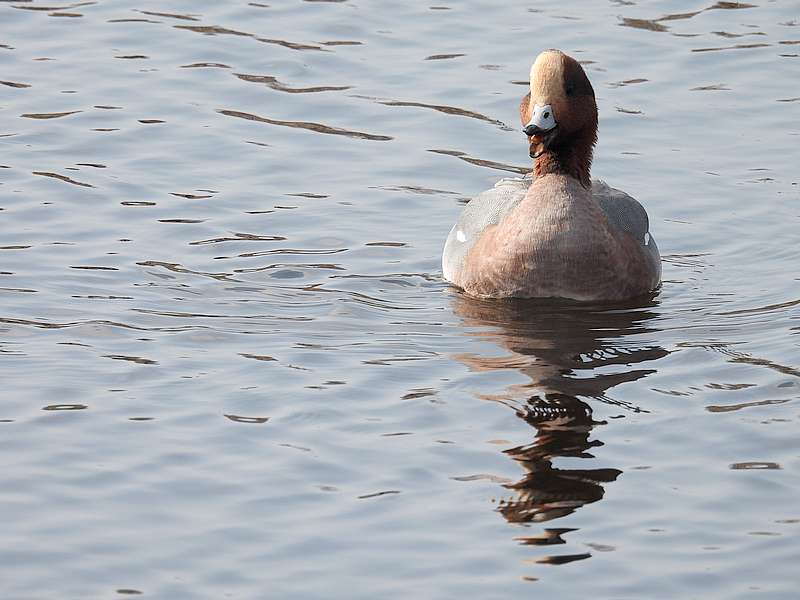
[451, 294, 667, 562]
[500, 393, 614, 527]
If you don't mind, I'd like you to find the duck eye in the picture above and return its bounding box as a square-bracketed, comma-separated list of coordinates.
[543, 111, 550, 119]
[565, 84, 574, 96]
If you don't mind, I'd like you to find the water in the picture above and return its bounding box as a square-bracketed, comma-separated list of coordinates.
[1, 1, 798, 598]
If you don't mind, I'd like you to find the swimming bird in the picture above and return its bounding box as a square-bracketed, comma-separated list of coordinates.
[442, 49, 661, 302]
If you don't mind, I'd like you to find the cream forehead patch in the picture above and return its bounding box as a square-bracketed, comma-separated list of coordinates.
[529, 51, 565, 99]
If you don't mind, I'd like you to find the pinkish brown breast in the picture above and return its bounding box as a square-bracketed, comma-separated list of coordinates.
[454, 174, 659, 301]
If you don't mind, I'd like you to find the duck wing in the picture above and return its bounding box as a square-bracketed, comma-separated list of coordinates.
[442, 176, 531, 283]
[592, 180, 661, 280]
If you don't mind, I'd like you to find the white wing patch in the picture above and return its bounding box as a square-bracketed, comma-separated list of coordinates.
[456, 230, 466, 243]
[644, 232, 650, 245]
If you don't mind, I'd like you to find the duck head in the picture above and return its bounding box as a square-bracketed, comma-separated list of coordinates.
[519, 50, 598, 187]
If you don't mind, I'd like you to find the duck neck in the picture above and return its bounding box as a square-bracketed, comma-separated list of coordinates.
[534, 129, 595, 188]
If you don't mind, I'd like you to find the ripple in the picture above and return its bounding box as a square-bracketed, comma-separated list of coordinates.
[232, 262, 344, 274]
[175, 24, 322, 51]
[239, 353, 277, 362]
[718, 297, 800, 317]
[357, 490, 401, 499]
[708, 1, 757, 9]
[103, 354, 158, 365]
[181, 62, 231, 69]
[692, 43, 771, 53]
[0, 317, 164, 332]
[712, 30, 767, 39]
[72, 295, 134, 300]
[427, 149, 528, 174]
[32, 171, 94, 187]
[371, 184, 460, 195]
[319, 40, 363, 46]
[727, 355, 800, 378]
[136, 260, 234, 281]
[234, 73, 350, 93]
[365, 241, 407, 247]
[170, 192, 214, 199]
[370, 98, 510, 130]
[138, 9, 199, 21]
[70, 265, 118, 270]
[706, 398, 792, 413]
[425, 53, 465, 60]
[451, 473, 513, 483]
[691, 84, 730, 91]
[517, 529, 576, 547]
[218, 109, 393, 141]
[224, 414, 270, 424]
[12, 2, 95, 12]
[620, 18, 669, 33]
[0, 80, 31, 88]
[607, 78, 648, 88]
[529, 553, 592, 566]
[21, 110, 82, 119]
[108, 18, 160, 24]
[213, 247, 348, 260]
[190, 233, 286, 246]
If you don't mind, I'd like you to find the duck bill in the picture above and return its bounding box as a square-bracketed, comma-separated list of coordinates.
[524, 103, 558, 159]
[527, 126, 558, 159]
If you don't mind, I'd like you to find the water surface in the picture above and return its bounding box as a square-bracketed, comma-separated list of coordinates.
[1, 1, 799, 598]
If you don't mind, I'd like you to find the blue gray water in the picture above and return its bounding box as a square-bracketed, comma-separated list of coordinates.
[1, 1, 799, 598]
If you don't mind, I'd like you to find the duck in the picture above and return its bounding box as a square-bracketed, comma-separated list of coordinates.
[442, 49, 661, 302]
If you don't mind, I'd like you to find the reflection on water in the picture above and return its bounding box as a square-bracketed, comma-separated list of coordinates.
[452, 295, 669, 564]
[451, 295, 668, 405]
[502, 393, 616, 567]
[502, 394, 612, 523]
